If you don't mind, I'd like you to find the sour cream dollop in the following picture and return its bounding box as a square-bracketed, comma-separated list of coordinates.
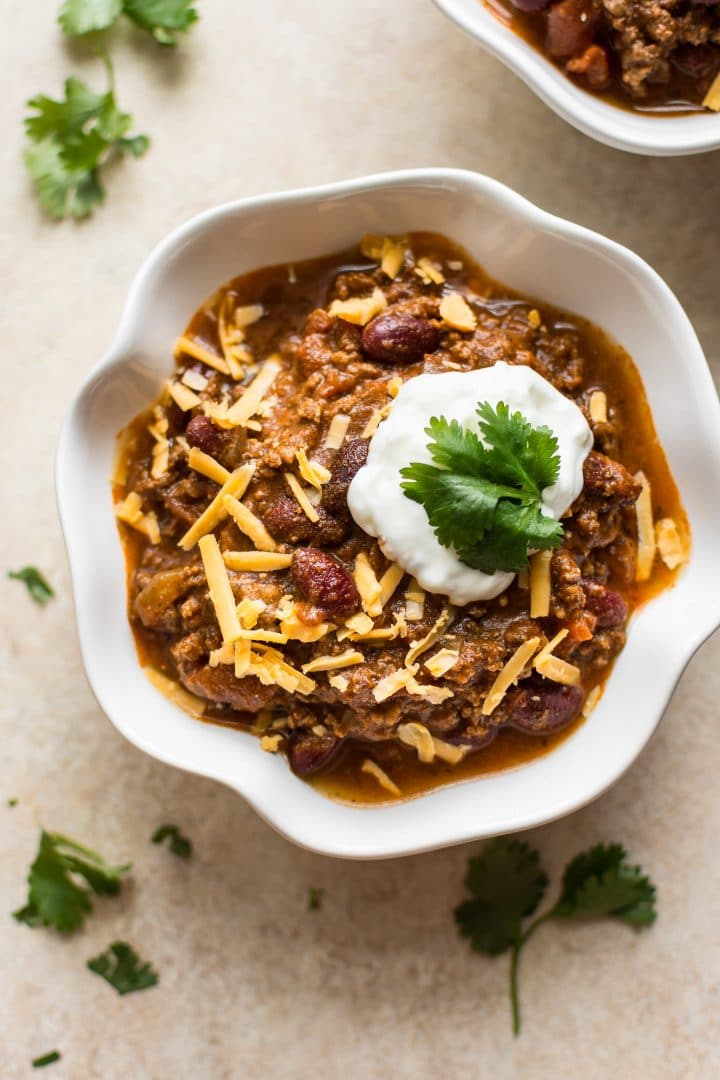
[348, 363, 593, 605]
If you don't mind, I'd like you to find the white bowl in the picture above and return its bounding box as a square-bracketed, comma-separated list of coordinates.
[57, 168, 720, 859]
[434, 0, 720, 156]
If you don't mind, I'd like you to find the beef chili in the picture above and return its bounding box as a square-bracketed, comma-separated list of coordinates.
[484, 0, 720, 112]
[113, 232, 688, 805]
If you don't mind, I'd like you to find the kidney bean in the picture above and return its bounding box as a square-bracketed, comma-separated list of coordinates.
[291, 548, 360, 616]
[287, 731, 343, 776]
[186, 414, 221, 455]
[165, 399, 188, 434]
[361, 312, 440, 365]
[546, 0, 600, 59]
[584, 581, 627, 627]
[263, 497, 348, 546]
[322, 438, 369, 514]
[510, 0, 551, 9]
[672, 44, 720, 79]
[508, 682, 585, 735]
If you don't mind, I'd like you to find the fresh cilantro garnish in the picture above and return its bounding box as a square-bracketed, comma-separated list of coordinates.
[8, 798, 18, 807]
[401, 402, 564, 573]
[59, 0, 199, 44]
[454, 838, 657, 1034]
[8, 567, 54, 606]
[24, 59, 149, 220]
[308, 887, 324, 911]
[152, 823, 192, 858]
[32, 1051, 61, 1069]
[88, 941, 159, 994]
[13, 829, 130, 933]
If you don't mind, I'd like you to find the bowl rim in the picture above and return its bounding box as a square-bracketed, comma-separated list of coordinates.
[432, 0, 720, 157]
[56, 167, 720, 858]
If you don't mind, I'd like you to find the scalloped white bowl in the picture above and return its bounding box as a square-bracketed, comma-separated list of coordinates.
[434, 0, 720, 156]
[57, 169, 720, 858]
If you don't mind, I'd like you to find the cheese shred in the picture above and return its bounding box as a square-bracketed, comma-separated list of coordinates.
[198, 533, 242, 643]
[361, 759, 401, 797]
[178, 463, 255, 550]
[634, 470, 656, 581]
[482, 637, 541, 716]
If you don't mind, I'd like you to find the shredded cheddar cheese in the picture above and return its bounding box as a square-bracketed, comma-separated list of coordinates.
[328, 287, 387, 326]
[703, 71, 720, 111]
[439, 291, 477, 332]
[655, 517, 686, 570]
[361, 758, 401, 797]
[529, 550, 552, 618]
[432, 737, 467, 766]
[634, 470, 656, 581]
[237, 598, 266, 629]
[353, 553, 383, 617]
[414, 256, 444, 285]
[225, 356, 282, 427]
[223, 551, 292, 572]
[175, 336, 230, 376]
[301, 649, 364, 674]
[397, 721, 436, 763]
[223, 494, 277, 551]
[115, 492, 159, 544]
[406, 678, 454, 705]
[405, 608, 454, 667]
[582, 684, 602, 717]
[188, 447, 230, 485]
[198, 533, 242, 643]
[589, 390, 608, 423]
[482, 637, 541, 716]
[178, 463, 255, 549]
[296, 449, 331, 490]
[424, 648, 460, 678]
[378, 563, 405, 609]
[372, 665, 418, 703]
[533, 629, 580, 686]
[144, 667, 206, 719]
[260, 734, 283, 753]
[284, 472, 320, 523]
[181, 368, 208, 392]
[324, 414, 350, 449]
[234, 638, 251, 677]
[167, 381, 201, 412]
[328, 673, 349, 692]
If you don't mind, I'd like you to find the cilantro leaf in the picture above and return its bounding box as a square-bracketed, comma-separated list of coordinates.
[58, 0, 123, 34]
[551, 843, 657, 926]
[454, 838, 658, 1035]
[88, 941, 159, 994]
[32, 1051, 61, 1069]
[24, 64, 149, 220]
[8, 567, 54, 605]
[454, 838, 547, 955]
[152, 823, 192, 858]
[401, 402, 564, 573]
[13, 830, 130, 933]
[457, 502, 563, 574]
[123, 0, 199, 44]
[308, 887, 324, 911]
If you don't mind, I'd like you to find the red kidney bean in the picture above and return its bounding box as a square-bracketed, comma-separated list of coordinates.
[361, 312, 440, 365]
[165, 400, 188, 434]
[546, 0, 600, 59]
[291, 548, 360, 616]
[287, 731, 343, 776]
[185, 414, 221, 455]
[584, 581, 627, 627]
[322, 438, 369, 514]
[263, 497, 348, 546]
[510, 0, 551, 9]
[507, 682, 585, 735]
[672, 44, 720, 79]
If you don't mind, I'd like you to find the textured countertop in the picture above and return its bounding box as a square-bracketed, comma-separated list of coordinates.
[2, 2, 719, 1076]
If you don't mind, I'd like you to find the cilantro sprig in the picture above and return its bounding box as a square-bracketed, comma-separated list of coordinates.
[8, 567, 54, 606]
[14, 829, 130, 933]
[401, 402, 564, 573]
[24, 58, 149, 220]
[88, 941, 159, 994]
[32, 1051, 61, 1069]
[455, 838, 657, 1034]
[152, 823, 192, 858]
[59, 0, 199, 45]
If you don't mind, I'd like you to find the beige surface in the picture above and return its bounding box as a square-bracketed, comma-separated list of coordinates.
[1, 1, 719, 1077]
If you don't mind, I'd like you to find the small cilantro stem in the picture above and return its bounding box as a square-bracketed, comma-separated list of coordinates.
[510, 911, 553, 1035]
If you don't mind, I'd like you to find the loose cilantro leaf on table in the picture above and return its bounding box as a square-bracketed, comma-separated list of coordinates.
[454, 838, 657, 1034]
[59, 0, 123, 34]
[152, 823, 192, 858]
[8, 567, 54, 605]
[88, 941, 159, 994]
[32, 1051, 61, 1069]
[59, 0, 199, 44]
[13, 829, 130, 933]
[24, 60, 149, 220]
[401, 402, 563, 574]
[308, 887, 324, 911]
